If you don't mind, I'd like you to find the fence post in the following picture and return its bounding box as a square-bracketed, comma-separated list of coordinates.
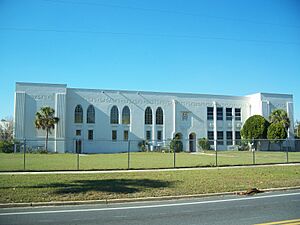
[127, 140, 131, 170]
[252, 150, 256, 165]
[23, 139, 26, 171]
[77, 150, 79, 170]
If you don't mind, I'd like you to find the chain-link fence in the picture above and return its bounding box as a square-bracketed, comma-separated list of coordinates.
[0, 138, 299, 171]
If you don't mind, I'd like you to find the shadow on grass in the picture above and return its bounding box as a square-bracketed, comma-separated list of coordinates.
[5, 179, 175, 195]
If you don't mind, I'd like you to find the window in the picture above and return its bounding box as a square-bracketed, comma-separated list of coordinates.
[75, 130, 81, 136]
[74, 105, 83, 123]
[235, 108, 241, 121]
[157, 130, 162, 141]
[112, 130, 117, 141]
[217, 131, 224, 145]
[235, 131, 241, 145]
[87, 105, 95, 123]
[182, 112, 188, 121]
[122, 106, 130, 124]
[146, 130, 151, 141]
[88, 130, 93, 140]
[226, 108, 232, 121]
[110, 106, 119, 124]
[226, 131, 233, 145]
[145, 107, 152, 125]
[156, 107, 163, 125]
[217, 107, 223, 120]
[207, 131, 214, 145]
[123, 130, 128, 141]
[207, 107, 213, 120]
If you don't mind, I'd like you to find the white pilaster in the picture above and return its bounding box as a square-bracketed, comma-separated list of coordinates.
[172, 99, 176, 137]
[213, 101, 217, 150]
[55, 93, 66, 152]
[232, 107, 236, 146]
[14, 92, 26, 140]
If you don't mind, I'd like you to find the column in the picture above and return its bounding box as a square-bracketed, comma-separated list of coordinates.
[14, 92, 26, 140]
[232, 107, 236, 146]
[213, 101, 217, 150]
[55, 93, 66, 153]
[286, 102, 294, 138]
[172, 99, 176, 137]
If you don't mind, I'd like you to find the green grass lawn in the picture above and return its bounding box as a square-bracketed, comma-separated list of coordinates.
[0, 151, 300, 171]
[0, 165, 299, 203]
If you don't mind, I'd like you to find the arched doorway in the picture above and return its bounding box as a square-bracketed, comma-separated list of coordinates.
[174, 133, 182, 140]
[189, 133, 196, 152]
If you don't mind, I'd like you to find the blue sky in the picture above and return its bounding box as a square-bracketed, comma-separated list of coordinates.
[1, 0, 300, 121]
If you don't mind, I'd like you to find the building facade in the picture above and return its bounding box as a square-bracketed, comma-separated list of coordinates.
[14, 82, 294, 153]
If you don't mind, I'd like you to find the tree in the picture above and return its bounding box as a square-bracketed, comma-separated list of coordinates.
[34, 107, 59, 152]
[241, 115, 270, 150]
[0, 118, 13, 141]
[267, 123, 287, 150]
[241, 115, 270, 140]
[269, 109, 290, 131]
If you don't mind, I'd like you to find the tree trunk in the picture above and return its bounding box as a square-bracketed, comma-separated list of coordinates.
[45, 129, 49, 152]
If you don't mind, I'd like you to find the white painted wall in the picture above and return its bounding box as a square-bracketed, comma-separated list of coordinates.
[14, 82, 295, 153]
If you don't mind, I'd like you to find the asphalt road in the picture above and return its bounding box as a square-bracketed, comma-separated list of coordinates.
[0, 190, 300, 225]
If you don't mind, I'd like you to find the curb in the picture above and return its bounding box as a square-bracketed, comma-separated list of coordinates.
[1, 186, 300, 209]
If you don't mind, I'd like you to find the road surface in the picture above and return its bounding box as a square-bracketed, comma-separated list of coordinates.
[0, 190, 300, 225]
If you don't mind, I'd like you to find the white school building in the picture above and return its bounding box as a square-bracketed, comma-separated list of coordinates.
[14, 82, 294, 153]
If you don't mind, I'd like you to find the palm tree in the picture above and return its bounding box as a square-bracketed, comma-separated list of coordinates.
[269, 109, 290, 131]
[34, 107, 59, 152]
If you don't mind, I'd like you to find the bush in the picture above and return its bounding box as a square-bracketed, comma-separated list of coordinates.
[237, 140, 250, 151]
[0, 141, 14, 153]
[138, 140, 149, 152]
[170, 138, 183, 152]
[198, 138, 211, 151]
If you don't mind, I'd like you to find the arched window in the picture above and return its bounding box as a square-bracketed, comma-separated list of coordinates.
[87, 105, 95, 123]
[110, 106, 119, 124]
[156, 107, 163, 125]
[145, 107, 152, 125]
[74, 105, 83, 123]
[122, 106, 130, 124]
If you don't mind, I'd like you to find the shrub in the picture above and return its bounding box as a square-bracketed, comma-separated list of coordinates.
[170, 138, 183, 152]
[0, 141, 14, 153]
[198, 138, 211, 151]
[138, 140, 149, 152]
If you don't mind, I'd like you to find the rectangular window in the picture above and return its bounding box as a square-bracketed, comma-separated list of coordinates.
[76, 130, 81, 136]
[207, 107, 213, 120]
[226, 108, 232, 121]
[235, 131, 241, 145]
[88, 130, 93, 140]
[157, 130, 162, 141]
[217, 107, 223, 120]
[235, 108, 241, 121]
[123, 130, 128, 141]
[112, 130, 117, 141]
[146, 130, 152, 141]
[217, 131, 224, 145]
[207, 131, 214, 145]
[226, 131, 233, 145]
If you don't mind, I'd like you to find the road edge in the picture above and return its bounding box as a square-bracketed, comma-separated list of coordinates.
[1, 186, 300, 209]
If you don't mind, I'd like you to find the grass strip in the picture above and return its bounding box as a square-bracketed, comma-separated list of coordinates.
[0, 165, 299, 203]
